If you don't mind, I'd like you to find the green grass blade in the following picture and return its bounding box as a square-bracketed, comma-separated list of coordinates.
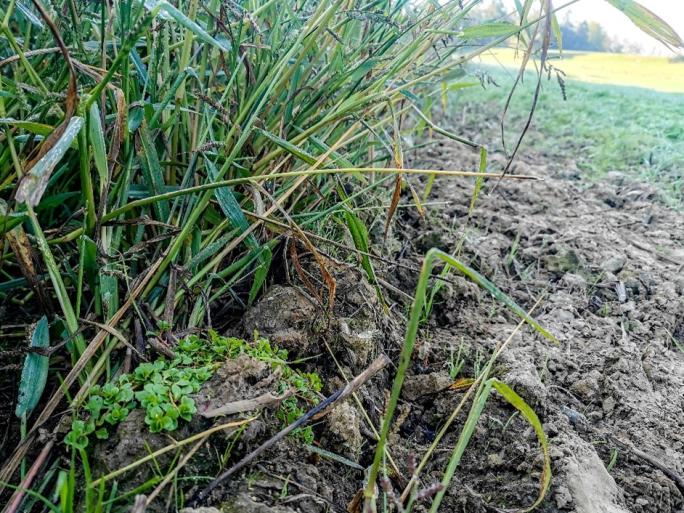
[88, 103, 108, 195]
[364, 248, 554, 510]
[137, 122, 170, 221]
[343, 210, 380, 288]
[491, 379, 551, 512]
[428, 379, 493, 513]
[15, 316, 50, 418]
[603, 0, 683, 48]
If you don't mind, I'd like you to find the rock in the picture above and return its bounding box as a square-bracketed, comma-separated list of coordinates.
[554, 485, 573, 509]
[487, 452, 505, 467]
[553, 308, 575, 323]
[563, 443, 629, 513]
[401, 372, 452, 401]
[193, 354, 275, 418]
[180, 508, 221, 513]
[325, 400, 362, 459]
[500, 353, 547, 409]
[243, 286, 317, 353]
[602, 396, 616, 415]
[601, 255, 627, 274]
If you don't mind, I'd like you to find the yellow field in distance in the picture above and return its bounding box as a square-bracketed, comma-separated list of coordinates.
[475, 47, 684, 94]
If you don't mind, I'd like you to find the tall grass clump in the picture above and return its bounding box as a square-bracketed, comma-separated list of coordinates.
[0, 0, 681, 510]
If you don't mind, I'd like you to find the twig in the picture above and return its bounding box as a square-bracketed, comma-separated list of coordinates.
[607, 436, 684, 493]
[189, 354, 390, 506]
[201, 389, 294, 418]
[3, 440, 54, 513]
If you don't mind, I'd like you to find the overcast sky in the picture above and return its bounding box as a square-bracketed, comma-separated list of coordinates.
[496, 0, 684, 55]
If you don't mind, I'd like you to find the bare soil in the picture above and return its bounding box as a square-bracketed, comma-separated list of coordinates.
[94, 136, 684, 513]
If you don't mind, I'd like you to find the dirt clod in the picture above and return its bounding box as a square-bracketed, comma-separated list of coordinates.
[243, 286, 318, 353]
[325, 400, 363, 459]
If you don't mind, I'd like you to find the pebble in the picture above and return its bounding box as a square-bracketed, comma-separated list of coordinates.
[601, 255, 627, 274]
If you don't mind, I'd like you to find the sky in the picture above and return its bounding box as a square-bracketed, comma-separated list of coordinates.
[497, 0, 684, 55]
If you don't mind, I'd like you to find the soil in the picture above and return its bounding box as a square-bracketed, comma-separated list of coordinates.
[94, 133, 684, 513]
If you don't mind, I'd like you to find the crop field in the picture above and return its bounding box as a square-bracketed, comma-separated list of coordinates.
[476, 47, 684, 93]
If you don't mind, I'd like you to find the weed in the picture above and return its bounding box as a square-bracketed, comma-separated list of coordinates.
[66, 334, 321, 449]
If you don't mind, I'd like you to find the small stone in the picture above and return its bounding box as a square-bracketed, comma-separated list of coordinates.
[401, 372, 452, 401]
[570, 370, 602, 401]
[549, 446, 564, 460]
[601, 255, 627, 274]
[553, 308, 575, 323]
[180, 508, 221, 513]
[487, 452, 505, 466]
[602, 396, 616, 415]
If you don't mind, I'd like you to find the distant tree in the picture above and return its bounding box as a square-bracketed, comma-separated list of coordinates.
[470, 0, 509, 24]
[557, 17, 618, 52]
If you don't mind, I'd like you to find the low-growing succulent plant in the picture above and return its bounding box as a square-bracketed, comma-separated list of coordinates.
[66, 334, 321, 448]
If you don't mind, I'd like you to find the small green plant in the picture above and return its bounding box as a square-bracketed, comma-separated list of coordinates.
[66, 334, 321, 449]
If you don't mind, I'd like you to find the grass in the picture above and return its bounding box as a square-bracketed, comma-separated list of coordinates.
[458, 49, 684, 205]
[0, 0, 682, 511]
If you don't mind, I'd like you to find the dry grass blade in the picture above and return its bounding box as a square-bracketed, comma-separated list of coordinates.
[604, 0, 683, 49]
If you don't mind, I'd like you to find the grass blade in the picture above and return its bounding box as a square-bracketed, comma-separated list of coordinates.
[15, 117, 84, 207]
[603, 0, 683, 48]
[15, 316, 50, 418]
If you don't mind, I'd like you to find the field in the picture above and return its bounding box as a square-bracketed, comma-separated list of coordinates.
[456, 48, 684, 206]
[476, 47, 684, 93]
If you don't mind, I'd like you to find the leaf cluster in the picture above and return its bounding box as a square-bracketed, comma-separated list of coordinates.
[66, 333, 321, 449]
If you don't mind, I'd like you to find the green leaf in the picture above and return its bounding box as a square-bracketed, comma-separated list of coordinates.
[604, 0, 683, 48]
[343, 211, 377, 285]
[15, 316, 50, 418]
[88, 103, 108, 195]
[459, 22, 520, 40]
[0, 200, 27, 236]
[0, 119, 77, 148]
[145, 0, 231, 52]
[428, 380, 494, 513]
[255, 128, 317, 165]
[205, 159, 270, 303]
[249, 245, 272, 305]
[137, 122, 170, 221]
